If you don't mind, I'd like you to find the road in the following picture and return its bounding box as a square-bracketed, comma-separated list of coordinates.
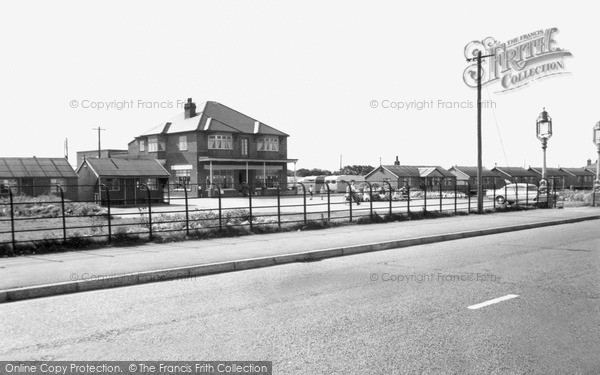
[1, 221, 598, 374]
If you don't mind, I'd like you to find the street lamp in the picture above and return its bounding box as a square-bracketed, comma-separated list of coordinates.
[593, 121, 600, 190]
[536, 108, 553, 189]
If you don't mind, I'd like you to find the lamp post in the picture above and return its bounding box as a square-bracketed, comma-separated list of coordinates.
[536, 108, 553, 191]
[593, 121, 600, 191]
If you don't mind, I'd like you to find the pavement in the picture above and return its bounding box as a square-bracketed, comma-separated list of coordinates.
[1, 206, 599, 303]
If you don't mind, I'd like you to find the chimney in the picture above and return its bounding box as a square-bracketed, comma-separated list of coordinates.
[587, 158, 592, 166]
[394, 156, 400, 166]
[184, 98, 196, 119]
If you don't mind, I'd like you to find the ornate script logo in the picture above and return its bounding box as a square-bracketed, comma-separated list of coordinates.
[463, 28, 572, 92]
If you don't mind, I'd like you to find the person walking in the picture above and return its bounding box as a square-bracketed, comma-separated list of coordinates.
[320, 185, 325, 200]
[346, 180, 361, 205]
[309, 185, 314, 200]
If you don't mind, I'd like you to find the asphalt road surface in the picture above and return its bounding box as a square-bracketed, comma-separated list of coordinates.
[1, 221, 598, 374]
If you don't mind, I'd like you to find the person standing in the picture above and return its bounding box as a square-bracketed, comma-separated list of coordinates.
[309, 185, 314, 200]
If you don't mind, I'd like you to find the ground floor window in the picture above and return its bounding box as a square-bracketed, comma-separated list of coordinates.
[255, 171, 280, 187]
[104, 178, 121, 191]
[0, 179, 17, 194]
[50, 178, 67, 193]
[208, 170, 234, 188]
[174, 170, 191, 190]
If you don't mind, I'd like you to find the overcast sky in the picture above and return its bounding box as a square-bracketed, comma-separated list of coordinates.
[1, 1, 597, 172]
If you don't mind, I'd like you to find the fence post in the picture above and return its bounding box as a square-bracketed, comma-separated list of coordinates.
[345, 181, 353, 222]
[467, 182, 471, 213]
[183, 181, 189, 236]
[100, 184, 112, 243]
[492, 181, 496, 210]
[384, 181, 392, 217]
[9, 189, 16, 253]
[248, 183, 253, 231]
[56, 185, 67, 244]
[454, 181, 458, 214]
[141, 183, 153, 241]
[276, 185, 281, 228]
[298, 182, 307, 225]
[439, 182, 443, 212]
[406, 184, 410, 214]
[324, 182, 331, 221]
[423, 183, 428, 214]
[363, 181, 373, 218]
[215, 184, 222, 231]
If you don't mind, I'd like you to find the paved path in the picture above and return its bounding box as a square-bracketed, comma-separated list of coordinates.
[1, 207, 598, 296]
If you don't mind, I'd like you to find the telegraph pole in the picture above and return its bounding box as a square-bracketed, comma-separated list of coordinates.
[92, 127, 106, 158]
[467, 51, 494, 214]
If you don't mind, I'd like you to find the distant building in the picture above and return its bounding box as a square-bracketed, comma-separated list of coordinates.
[491, 166, 538, 184]
[527, 167, 570, 189]
[76, 158, 170, 205]
[0, 157, 78, 199]
[448, 166, 505, 191]
[365, 163, 456, 190]
[76, 149, 129, 168]
[559, 167, 595, 189]
[126, 99, 297, 196]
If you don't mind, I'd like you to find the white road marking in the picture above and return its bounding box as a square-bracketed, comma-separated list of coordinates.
[467, 294, 519, 310]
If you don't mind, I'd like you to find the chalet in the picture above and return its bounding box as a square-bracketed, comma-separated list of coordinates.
[527, 167, 570, 189]
[559, 167, 596, 189]
[76, 158, 170, 205]
[448, 166, 505, 191]
[127, 99, 298, 196]
[0, 157, 78, 200]
[365, 161, 456, 190]
[491, 166, 538, 184]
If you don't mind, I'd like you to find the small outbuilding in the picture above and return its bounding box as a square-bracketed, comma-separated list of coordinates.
[76, 158, 170, 205]
[0, 157, 78, 200]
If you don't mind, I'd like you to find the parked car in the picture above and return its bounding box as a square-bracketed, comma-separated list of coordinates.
[486, 183, 547, 205]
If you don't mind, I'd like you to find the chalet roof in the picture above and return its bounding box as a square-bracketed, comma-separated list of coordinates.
[492, 166, 536, 177]
[528, 167, 570, 177]
[560, 167, 596, 176]
[368, 165, 455, 179]
[0, 157, 77, 179]
[139, 101, 288, 137]
[77, 158, 170, 178]
[449, 166, 501, 178]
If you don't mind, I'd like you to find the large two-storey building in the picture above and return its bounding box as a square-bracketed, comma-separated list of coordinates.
[127, 99, 297, 196]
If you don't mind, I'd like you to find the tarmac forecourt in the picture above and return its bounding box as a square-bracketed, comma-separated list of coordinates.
[1, 208, 599, 304]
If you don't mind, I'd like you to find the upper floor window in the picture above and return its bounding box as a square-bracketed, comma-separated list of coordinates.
[148, 140, 158, 152]
[208, 134, 232, 150]
[179, 136, 188, 151]
[257, 137, 279, 152]
[241, 138, 249, 156]
[139, 140, 146, 152]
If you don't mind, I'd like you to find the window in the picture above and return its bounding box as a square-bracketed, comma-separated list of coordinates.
[241, 138, 249, 156]
[139, 140, 146, 152]
[50, 178, 67, 193]
[148, 140, 158, 152]
[208, 134, 232, 150]
[256, 171, 280, 187]
[175, 170, 191, 190]
[179, 136, 188, 151]
[257, 137, 279, 152]
[0, 179, 17, 194]
[104, 178, 120, 191]
[208, 170, 234, 188]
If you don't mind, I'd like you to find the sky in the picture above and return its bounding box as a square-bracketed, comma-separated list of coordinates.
[1, 1, 598, 172]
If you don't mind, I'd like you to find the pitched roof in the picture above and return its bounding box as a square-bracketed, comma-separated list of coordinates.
[492, 166, 536, 177]
[528, 167, 569, 177]
[0, 157, 77, 179]
[449, 166, 501, 178]
[369, 165, 455, 179]
[139, 101, 288, 137]
[560, 167, 596, 176]
[78, 158, 170, 178]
